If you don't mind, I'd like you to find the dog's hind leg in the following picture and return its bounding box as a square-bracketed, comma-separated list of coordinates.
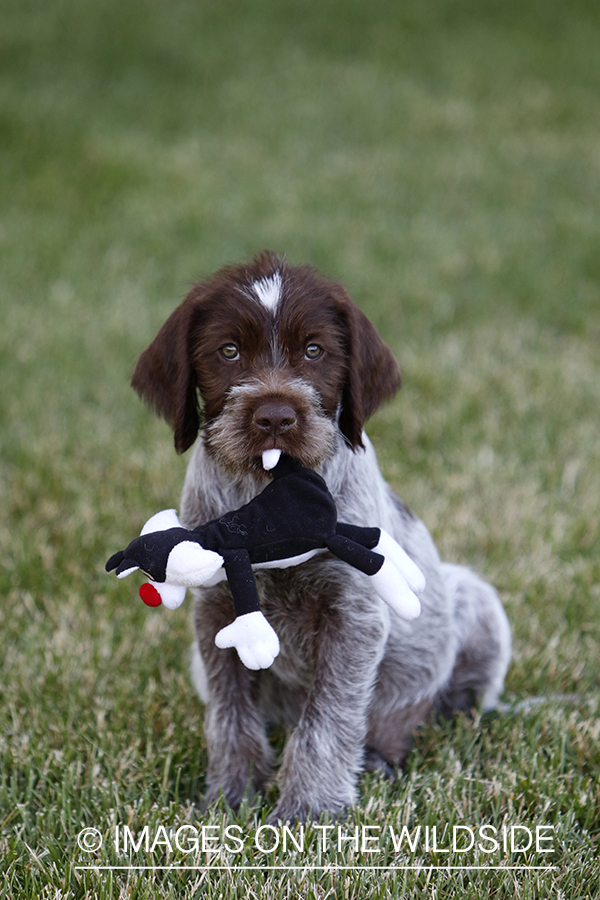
[435, 564, 511, 717]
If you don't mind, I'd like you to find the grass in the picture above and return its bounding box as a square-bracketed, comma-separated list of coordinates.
[1, 0, 599, 896]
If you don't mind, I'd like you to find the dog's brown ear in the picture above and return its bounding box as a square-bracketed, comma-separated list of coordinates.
[332, 286, 401, 450]
[132, 294, 205, 454]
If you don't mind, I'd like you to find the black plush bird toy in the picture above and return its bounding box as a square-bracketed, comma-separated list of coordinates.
[106, 450, 425, 669]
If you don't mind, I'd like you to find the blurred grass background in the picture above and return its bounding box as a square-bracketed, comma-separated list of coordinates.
[0, 0, 598, 896]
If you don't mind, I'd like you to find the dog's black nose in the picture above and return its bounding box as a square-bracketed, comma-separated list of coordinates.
[253, 402, 297, 435]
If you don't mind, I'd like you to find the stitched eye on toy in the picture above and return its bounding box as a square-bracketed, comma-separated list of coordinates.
[220, 343, 240, 360]
[305, 343, 322, 360]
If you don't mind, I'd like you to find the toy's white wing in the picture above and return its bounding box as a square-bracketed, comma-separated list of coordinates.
[370, 530, 426, 621]
[376, 529, 426, 593]
[141, 508, 181, 535]
[164, 541, 223, 587]
[369, 560, 422, 620]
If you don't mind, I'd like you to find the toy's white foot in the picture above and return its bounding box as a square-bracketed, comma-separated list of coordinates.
[141, 508, 181, 535]
[375, 529, 426, 593]
[140, 580, 187, 609]
[165, 542, 224, 587]
[215, 611, 280, 670]
[370, 559, 422, 621]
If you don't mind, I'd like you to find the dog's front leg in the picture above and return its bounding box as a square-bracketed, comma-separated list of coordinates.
[194, 586, 274, 809]
[268, 572, 389, 823]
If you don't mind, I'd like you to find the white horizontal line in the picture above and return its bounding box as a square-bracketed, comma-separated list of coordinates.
[75, 865, 558, 872]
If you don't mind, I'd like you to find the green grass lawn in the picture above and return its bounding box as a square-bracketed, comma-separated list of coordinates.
[1, 0, 599, 896]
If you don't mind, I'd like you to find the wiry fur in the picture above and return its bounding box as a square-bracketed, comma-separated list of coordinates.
[132, 250, 511, 822]
[204, 372, 335, 475]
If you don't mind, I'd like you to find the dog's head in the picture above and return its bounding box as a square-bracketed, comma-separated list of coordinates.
[132, 251, 401, 475]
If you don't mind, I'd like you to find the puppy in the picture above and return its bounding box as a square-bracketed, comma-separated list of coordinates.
[131, 250, 511, 822]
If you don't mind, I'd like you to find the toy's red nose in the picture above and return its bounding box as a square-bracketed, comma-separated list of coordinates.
[139, 583, 162, 607]
[253, 402, 297, 435]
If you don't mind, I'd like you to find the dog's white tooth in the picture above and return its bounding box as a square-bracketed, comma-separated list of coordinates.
[262, 448, 282, 470]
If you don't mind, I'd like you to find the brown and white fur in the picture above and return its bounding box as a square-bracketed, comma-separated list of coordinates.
[132, 250, 511, 822]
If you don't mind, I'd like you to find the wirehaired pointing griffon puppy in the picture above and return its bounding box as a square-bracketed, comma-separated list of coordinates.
[131, 250, 511, 822]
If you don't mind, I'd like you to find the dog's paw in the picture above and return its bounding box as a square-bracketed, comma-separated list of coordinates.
[362, 747, 397, 780]
[267, 766, 355, 824]
[204, 770, 269, 813]
[266, 801, 315, 825]
[214, 611, 280, 670]
[266, 799, 350, 825]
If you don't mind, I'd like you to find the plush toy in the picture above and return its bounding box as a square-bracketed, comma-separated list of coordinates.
[106, 449, 426, 670]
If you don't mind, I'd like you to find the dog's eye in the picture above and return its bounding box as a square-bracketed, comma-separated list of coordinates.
[305, 344, 322, 360]
[220, 344, 240, 360]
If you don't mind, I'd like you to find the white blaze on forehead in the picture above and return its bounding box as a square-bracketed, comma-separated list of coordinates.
[251, 272, 283, 312]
